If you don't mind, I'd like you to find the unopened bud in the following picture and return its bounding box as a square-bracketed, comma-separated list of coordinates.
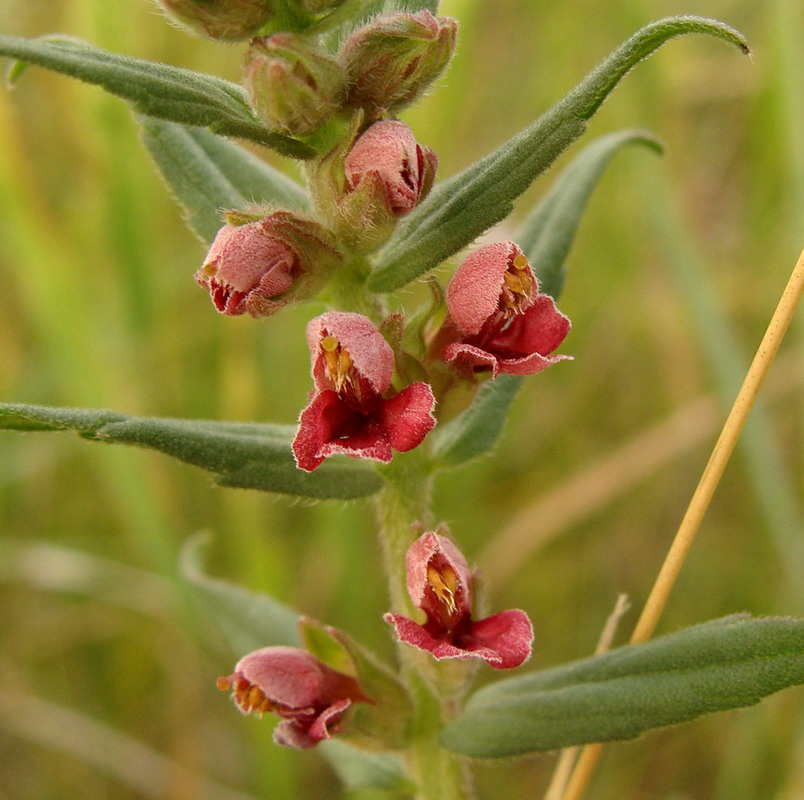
[157, 0, 275, 41]
[314, 120, 437, 253]
[243, 33, 346, 137]
[195, 210, 341, 317]
[340, 10, 457, 111]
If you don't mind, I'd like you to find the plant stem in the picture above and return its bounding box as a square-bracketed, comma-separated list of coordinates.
[375, 452, 473, 800]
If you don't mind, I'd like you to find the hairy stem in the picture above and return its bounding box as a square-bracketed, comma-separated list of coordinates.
[375, 453, 473, 800]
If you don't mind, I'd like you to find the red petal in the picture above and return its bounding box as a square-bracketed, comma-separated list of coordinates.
[491, 294, 571, 358]
[384, 613, 503, 664]
[292, 390, 364, 472]
[380, 382, 436, 452]
[459, 609, 534, 670]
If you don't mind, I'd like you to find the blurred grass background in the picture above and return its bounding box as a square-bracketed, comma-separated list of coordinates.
[0, 0, 802, 798]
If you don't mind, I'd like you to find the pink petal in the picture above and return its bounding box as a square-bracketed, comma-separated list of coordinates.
[443, 341, 503, 377]
[447, 242, 532, 336]
[307, 312, 394, 394]
[405, 531, 472, 613]
[344, 121, 427, 214]
[236, 646, 330, 709]
[380, 382, 436, 452]
[459, 609, 534, 670]
[307, 698, 353, 743]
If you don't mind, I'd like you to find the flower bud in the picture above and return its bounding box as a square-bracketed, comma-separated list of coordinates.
[314, 120, 437, 252]
[157, 0, 274, 41]
[243, 33, 346, 137]
[340, 10, 457, 111]
[195, 210, 341, 317]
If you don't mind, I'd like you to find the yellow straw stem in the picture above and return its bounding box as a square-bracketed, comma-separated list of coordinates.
[560, 245, 804, 800]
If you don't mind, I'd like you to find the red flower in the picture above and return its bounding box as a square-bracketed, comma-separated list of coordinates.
[292, 312, 436, 471]
[384, 531, 533, 669]
[441, 241, 572, 378]
[216, 646, 370, 749]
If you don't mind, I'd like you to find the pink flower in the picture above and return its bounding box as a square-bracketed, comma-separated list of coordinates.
[344, 121, 437, 215]
[216, 646, 370, 749]
[440, 241, 572, 378]
[195, 211, 340, 317]
[292, 312, 436, 471]
[384, 531, 534, 669]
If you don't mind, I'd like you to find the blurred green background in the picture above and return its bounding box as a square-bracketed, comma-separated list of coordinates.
[0, 0, 802, 798]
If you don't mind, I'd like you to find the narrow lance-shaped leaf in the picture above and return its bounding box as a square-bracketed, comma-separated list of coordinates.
[139, 117, 309, 245]
[517, 129, 662, 299]
[180, 533, 301, 655]
[368, 16, 749, 292]
[0, 34, 315, 159]
[440, 615, 804, 759]
[0, 403, 383, 500]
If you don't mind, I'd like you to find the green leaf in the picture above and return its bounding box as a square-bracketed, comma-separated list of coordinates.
[0, 34, 315, 159]
[440, 615, 804, 759]
[180, 533, 301, 654]
[139, 117, 309, 245]
[430, 375, 522, 467]
[368, 16, 749, 293]
[0, 403, 383, 500]
[516, 129, 662, 299]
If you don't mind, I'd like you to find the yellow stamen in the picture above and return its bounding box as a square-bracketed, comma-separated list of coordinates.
[501, 255, 534, 313]
[320, 335, 357, 395]
[427, 564, 460, 614]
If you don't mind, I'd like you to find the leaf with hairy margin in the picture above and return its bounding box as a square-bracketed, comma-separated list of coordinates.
[0, 403, 383, 500]
[440, 615, 804, 758]
[0, 34, 314, 159]
[139, 117, 308, 245]
[368, 16, 749, 293]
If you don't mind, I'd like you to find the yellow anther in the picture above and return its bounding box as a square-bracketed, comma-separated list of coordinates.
[512, 253, 530, 270]
[427, 564, 460, 615]
[321, 335, 339, 352]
